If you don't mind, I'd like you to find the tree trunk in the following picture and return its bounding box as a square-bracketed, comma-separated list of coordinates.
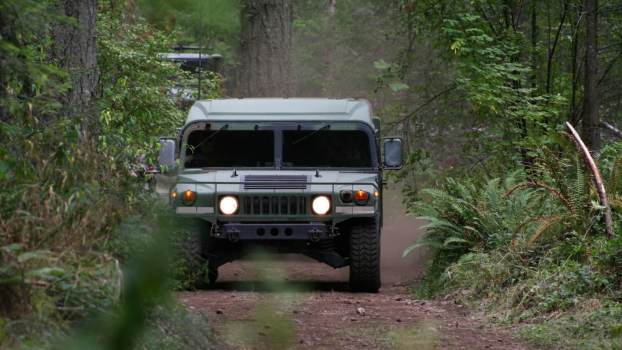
[582, 0, 600, 150]
[530, 0, 538, 90]
[570, 3, 580, 124]
[238, 0, 294, 97]
[52, 0, 98, 136]
[321, 0, 337, 97]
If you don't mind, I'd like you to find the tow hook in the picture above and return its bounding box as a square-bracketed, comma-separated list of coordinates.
[309, 228, 322, 242]
[211, 225, 222, 238]
[226, 228, 240, 242]
[328, 226, 340, 238]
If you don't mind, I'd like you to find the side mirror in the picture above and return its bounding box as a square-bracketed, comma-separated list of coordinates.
[383, 137, 403, 169]
[158, 138, 177, 172]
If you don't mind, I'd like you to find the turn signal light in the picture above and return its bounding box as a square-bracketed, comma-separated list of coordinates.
[354, 190, 369, 204]
[182, 190, 197, 204]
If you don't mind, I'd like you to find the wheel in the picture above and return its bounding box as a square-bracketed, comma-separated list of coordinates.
[176, 219, 216, 290]
[349, 222, 381, 293]
[208, 264, 219, 284]
[194, 263, 219, 289]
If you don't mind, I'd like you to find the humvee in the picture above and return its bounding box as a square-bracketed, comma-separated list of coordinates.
[158, 98, 403, 292]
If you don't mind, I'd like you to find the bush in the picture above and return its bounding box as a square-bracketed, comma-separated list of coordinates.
[406, 143, 622, 346]
[0, 2, 221, 348]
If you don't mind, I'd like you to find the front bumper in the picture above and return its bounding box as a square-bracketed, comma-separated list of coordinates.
[214, 222, 334, 241]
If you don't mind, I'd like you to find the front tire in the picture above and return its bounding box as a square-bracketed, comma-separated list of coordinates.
[176, 219, 217, 289]
[349, 222, 381, 293]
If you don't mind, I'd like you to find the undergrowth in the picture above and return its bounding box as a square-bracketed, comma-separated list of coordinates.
[0, 1, 220, 348]
[407, 143, 622, 349]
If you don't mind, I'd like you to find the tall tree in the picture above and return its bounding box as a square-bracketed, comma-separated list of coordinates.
[238, 0, 294, 97]
[582, 0, 600, 149]
[321, 0, 337, 96]
[52, 0, 98, 135]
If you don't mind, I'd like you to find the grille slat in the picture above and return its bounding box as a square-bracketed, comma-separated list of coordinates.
[243, 175, 308, 190]
[240, 195, 307, 216]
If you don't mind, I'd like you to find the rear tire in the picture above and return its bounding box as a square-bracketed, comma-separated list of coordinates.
[349, 222, 381, 293]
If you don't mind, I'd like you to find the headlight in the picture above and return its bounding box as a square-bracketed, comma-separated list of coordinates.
[312, 195, 331, 215]
[219, 196, 239, 215]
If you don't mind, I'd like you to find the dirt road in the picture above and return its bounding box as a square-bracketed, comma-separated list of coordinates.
[178, 188, 530, 349]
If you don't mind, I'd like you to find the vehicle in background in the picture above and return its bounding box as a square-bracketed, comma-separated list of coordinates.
[158, 45, 222, 109]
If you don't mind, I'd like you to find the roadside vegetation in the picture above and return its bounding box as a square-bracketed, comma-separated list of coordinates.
[0, 1, 219, 348]
[391, 1, 622, 348]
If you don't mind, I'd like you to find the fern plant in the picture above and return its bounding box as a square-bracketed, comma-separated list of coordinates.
[403, 172, 545, 259]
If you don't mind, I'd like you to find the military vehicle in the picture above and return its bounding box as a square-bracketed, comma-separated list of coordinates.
[158, 98, 403, 292]
[158, 46, 223, 108]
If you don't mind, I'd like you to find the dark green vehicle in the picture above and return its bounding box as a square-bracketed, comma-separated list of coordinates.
[158, 98, 403, 292]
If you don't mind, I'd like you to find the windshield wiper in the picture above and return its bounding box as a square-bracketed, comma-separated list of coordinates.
[187, 124, 228, 153]
[292, 124, 330, 145]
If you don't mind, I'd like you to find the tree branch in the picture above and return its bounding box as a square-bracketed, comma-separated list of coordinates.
[386, 84, 457, 128]
[600, 121, 622, 139]
[546, 1, 568, 93]
[597, 50, 622, 86]
[566, 122, 615, 238]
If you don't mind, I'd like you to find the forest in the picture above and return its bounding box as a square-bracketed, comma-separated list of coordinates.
[1, 0, 622, 349]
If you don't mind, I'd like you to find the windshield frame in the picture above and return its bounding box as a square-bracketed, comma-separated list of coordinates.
[179, 120, 379, 171]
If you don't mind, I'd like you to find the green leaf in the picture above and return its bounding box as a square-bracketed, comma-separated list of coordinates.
[402, 242, 425, 258]
[26, 267, 66, 280]
[0, 160, 9, 178]
[373, 59, 391, 70]
[17, 250, 51, 263]
[1, 244, 22, 254]
[443, 237, 471, 247]
[389, 82, 409, 92]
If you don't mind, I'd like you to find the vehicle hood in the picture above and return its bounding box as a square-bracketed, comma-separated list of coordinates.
[177, 170, 377, 185]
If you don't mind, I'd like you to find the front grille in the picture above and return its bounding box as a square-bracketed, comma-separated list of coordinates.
[240, 195, 308, 216]
[243, 175, 308, 190]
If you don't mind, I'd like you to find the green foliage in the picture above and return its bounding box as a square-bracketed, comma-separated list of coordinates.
[0, 0, 67, 119]
[139, 0, 240, 37]
[138, 0, 240, 65]
[407, 140, 622, 346]
[99, 6, 223, 162]
[405, 172, 552, 257]
[441, 10, 566, 157]
[1, 2, 219, 348]
[520, 301, 622, 349]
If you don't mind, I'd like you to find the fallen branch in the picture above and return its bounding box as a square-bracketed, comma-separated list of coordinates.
[600, 121, 622, 139]
[565, 122, 615, 238]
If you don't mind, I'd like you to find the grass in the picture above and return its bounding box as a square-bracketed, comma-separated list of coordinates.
[406, 145, 622, 349]
[518, 301, 622, 349]
[345, 322, 439, 350]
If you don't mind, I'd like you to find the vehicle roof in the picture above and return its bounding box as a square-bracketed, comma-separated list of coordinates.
[158, 53, 223, 62]
[186, 98, 375, 129]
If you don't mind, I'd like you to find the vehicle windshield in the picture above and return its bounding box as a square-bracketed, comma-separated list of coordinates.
[183, 123, 373, 169]
[282, 129, 372, 168]
[185, 129, 274, 168]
